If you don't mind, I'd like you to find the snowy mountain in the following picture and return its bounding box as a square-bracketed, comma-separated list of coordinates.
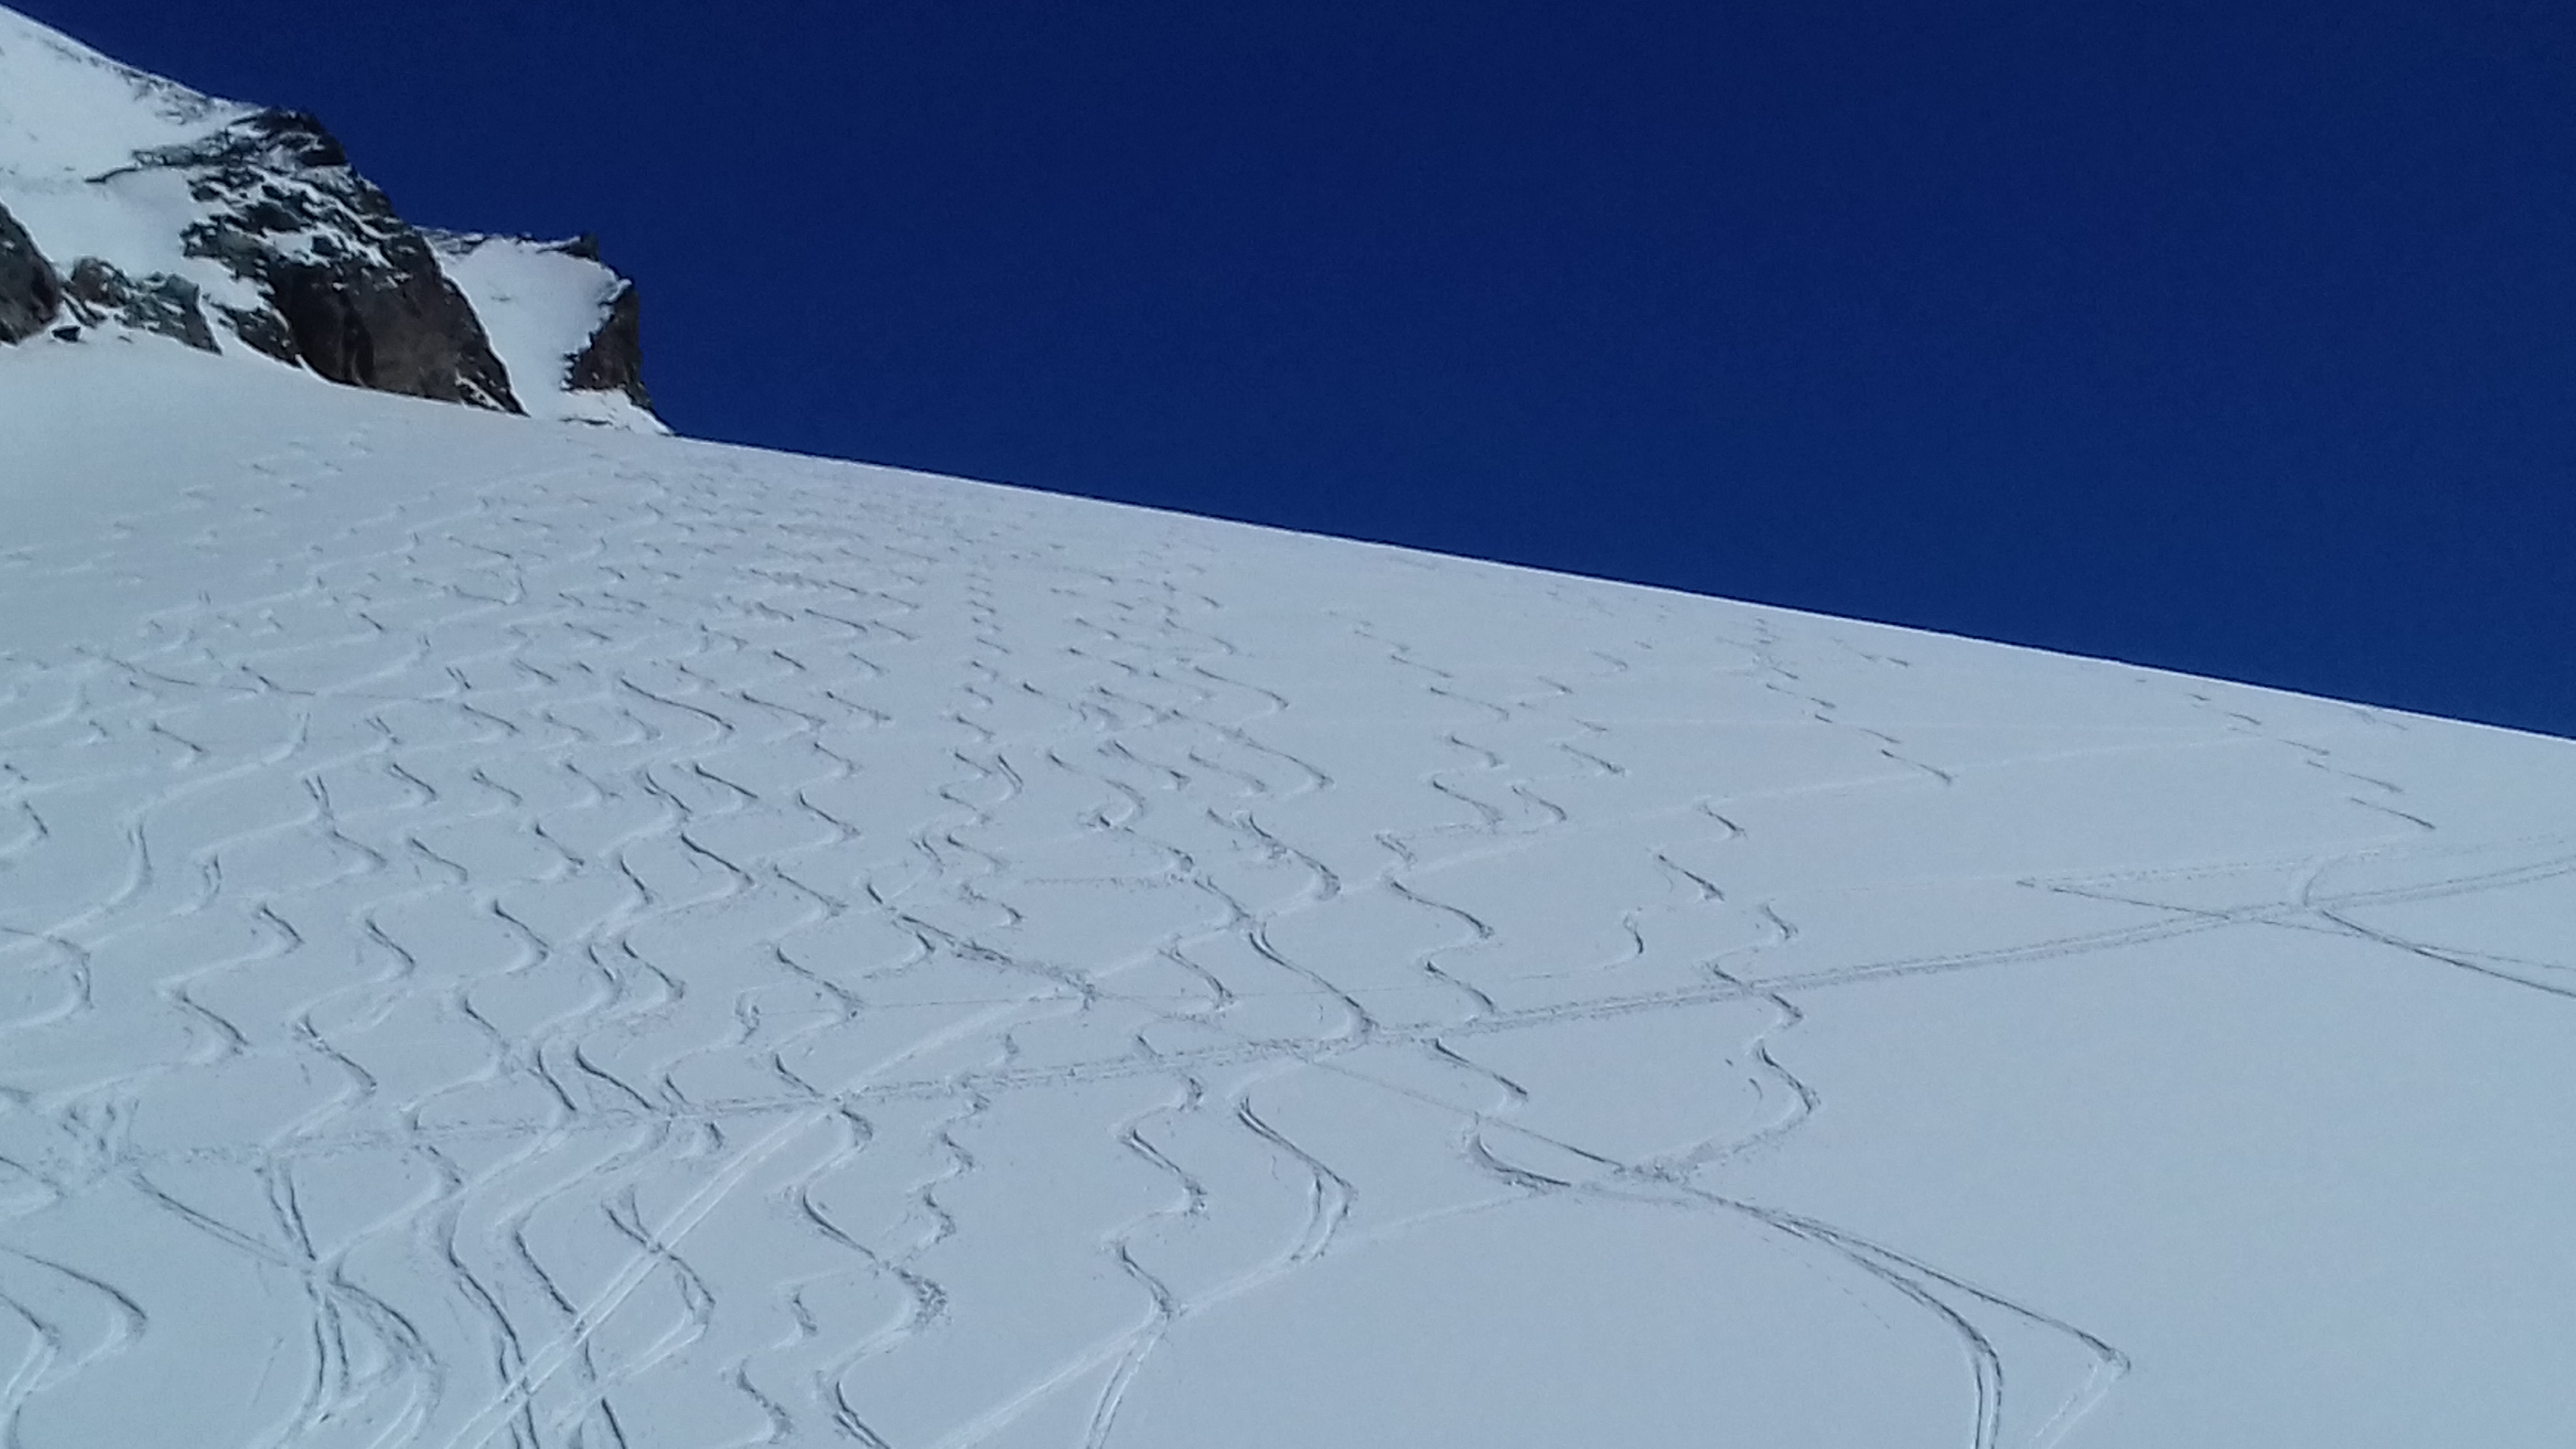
[0, 6, 657, 429]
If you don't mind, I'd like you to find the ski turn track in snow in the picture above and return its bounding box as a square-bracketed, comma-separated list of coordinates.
[6, 351, 2576, 1447]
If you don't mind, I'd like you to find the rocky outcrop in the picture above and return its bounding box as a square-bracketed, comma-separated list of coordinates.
[568, 279, 650, 410]
[3, 6, 657, 425]
[539, 232, 652, 409]
[129, 110, 519, 410]
[8, 208, 223, 356]
[0, 201, 62, 343]
[63, 257, 218, 351]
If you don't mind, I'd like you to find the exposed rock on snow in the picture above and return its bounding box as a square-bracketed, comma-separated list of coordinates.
[567, 267, 650, 407]
[64, 254, 215, 351]
[0, 4, 658, 428]
[0, 198, 58, 340]
[133, 108, 519, 407]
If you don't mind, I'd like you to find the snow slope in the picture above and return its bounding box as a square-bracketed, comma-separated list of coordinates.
[0, 6, 251, 180]
[4, 346, 2575, 1449]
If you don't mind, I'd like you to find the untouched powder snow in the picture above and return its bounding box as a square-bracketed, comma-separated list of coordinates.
[4, 349, 2576, 1448]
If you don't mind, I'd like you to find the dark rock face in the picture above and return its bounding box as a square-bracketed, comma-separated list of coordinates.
[568, 282, 652, 410]
[132, 110, 521, 410]
[64, 257, 219, 352]
[265, 254, 508, 401]
[0, 203, 63, 344]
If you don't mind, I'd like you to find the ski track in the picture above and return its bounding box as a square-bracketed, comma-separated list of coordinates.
[2, 420, 2574, 1449]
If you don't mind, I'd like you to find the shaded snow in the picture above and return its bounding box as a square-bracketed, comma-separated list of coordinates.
[3, 358, 2574, 1447]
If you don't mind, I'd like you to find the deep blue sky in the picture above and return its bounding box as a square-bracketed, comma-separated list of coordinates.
[27, 0, 2576, 735]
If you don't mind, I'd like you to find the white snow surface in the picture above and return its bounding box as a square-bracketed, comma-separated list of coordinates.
[5, 346, 2576, 1449]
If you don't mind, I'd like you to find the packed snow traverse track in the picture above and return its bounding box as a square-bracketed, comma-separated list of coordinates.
[4, 346, 2576, 1448]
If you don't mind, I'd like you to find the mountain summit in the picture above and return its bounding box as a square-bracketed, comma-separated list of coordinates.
[0, 6, 657, 428]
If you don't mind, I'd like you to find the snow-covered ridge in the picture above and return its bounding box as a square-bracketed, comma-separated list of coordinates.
[0, 4, 658, 429]
[0, 4, 251, 180]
